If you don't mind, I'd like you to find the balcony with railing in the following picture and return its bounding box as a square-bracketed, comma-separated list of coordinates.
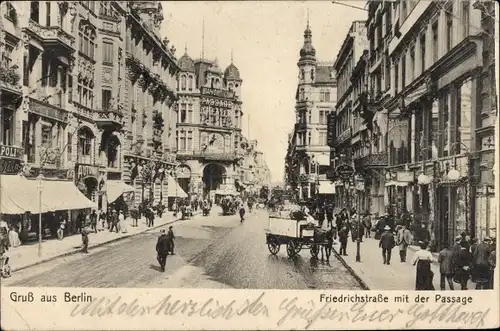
[354, 151, 388, 169]
[177, 150, 239, 162]
[26, 19, 75, 52]
[334, 127, 352, 146]
[0, 61, 22, 95]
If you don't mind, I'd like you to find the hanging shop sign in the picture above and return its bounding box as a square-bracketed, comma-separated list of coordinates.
[200, 87, 235, 99]
[335, 164, 355, 181]
[396, 171, 414, 182]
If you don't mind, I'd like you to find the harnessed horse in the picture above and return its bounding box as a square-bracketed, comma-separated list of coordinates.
[313, 228, 335, 263]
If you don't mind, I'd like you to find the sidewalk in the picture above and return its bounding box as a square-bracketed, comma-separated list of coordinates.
[7, 211, 198, 272]
[333, 236, 473, 290]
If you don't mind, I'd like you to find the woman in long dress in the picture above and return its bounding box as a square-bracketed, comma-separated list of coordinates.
[412, 241, 436, 290]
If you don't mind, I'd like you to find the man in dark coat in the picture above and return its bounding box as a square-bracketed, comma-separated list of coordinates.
[438, 243, 454, 290]
[473, 237, 492, 289]
[156, 230, 170, 272]
[338, 223, 349, 256]
[167, 226, 175, 255]
[90, 209, 98, 233]
[379, 225, 395, 265]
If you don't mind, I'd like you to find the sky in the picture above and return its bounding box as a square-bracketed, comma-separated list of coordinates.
[161, 1, 368, 182]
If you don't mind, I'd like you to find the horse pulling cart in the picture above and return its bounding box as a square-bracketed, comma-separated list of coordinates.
[265, 213, 329, 259]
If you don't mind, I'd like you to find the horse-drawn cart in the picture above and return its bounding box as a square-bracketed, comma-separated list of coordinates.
[265, 210, 329, 259]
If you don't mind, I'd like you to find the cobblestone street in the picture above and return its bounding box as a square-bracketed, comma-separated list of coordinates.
[2, 209, 363, 289]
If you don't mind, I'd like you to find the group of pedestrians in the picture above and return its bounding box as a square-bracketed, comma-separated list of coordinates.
[437, 235, 495, 291]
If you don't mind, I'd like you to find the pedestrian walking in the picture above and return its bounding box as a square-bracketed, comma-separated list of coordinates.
[57, 216, 66, 240]
[90, 209, 98, 233]
[99, 210, 107, 231]
[379, 225, 395, 265]
[119, 211, 127, 233]
[412, 241, 436, 290]
[81, 226, 90, 254]
[148, 206, 155, 227]
[338, 223, 349, 256]
[363, 214, 371, 238]
[397, 224, 412, 262]
[326, 204, 334, 228]
[454, 240, 472, 290]
[317, 206, 325, 229]
[438, 243, 455, 290]
[167, 226, 175, 255]
[239, 202, 246, 222]
[473, 237, 492, 289]
[109, 210, 119, 233]
[156, 230, 169, 272]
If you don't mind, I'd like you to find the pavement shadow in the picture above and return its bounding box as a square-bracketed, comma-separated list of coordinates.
[149, 264, 163, 272]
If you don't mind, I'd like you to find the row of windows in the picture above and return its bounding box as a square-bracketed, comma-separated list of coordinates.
[178, 75, 195, 91]
[296, 130, 328, 146]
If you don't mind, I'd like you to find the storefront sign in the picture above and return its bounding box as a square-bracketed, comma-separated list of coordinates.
[0, 158, 22, 175]
[200, 87, 235, 99]
[335, 164, 354, 180]
[397, 171, 414, 182]
[75, 163, 100, 180]
[201, 97, 233, 109]
[0, 145, 23, 159]
[30, 98, 69, 123]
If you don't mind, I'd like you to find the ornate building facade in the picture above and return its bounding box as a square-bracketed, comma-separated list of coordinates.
[174, 50, 245, 199]
[122, 1, 179, 208]
[0, 1, 179, 215]
[285, 21, 337, 202]
[327, 0, 498, 250]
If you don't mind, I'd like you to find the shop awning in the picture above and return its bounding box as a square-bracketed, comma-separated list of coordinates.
[0, 175, 96, 214]
[318, 181, 335, 194]
[385, 180, 409, 187]
[167, 175, 188, 198]
[107, 180, 135, 203]
[41, 180, 97, 211]
[0, 175, 50, 214]
[215, 188, 239, 196]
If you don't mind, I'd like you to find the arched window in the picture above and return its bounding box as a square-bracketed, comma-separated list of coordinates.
[107, 135, 121, 168]
[215, 78, 220, 88]
[299, 88, 305, 101]
[311, 69, 315, 81]
[325, 90, 330, 102]
[79, 21, 96, 59]
[181, 75, 186, 90]
[301, 69, 305, 80]
[228, 83, 234, 92]
[188, 75, 194, 90]
[77, 127, 94, 164]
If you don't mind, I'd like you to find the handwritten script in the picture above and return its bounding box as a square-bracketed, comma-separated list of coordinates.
[69, 293, 490, 329]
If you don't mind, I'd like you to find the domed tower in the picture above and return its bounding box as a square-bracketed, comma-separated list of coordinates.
[297, 17, 317, 92]
[224, 53, 242, 98]
[205, 58, 224, 89]
[177, 46, 196, 91]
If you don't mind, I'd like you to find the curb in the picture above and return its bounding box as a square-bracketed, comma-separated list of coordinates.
[11, 212, 201, 273]
[331, 244, 370, 290]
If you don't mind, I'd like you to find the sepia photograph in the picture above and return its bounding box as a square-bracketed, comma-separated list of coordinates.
[0, 0, 497, 300]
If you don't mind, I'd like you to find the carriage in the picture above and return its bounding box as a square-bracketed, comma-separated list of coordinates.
[265, 208, 330, 259]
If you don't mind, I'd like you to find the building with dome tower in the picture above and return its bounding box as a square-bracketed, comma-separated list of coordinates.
[174, 49, 245, 201]
[284, 18, 337, 202]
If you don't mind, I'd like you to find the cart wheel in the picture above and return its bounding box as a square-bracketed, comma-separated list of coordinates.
[310, 245, 319, 258]
[268, 239, 280, 255]
[287, 241, 297, 258]
[294, 242, 302, 254]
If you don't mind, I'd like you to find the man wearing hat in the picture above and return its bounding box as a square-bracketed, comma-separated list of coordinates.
[156, 230, 169, 272]
[473, 237, 492, 289]
[90, 209, 98, 234]
[451, 235, 463, 272]
[166, 226, 175, 255]
[379, 225, 396, 265]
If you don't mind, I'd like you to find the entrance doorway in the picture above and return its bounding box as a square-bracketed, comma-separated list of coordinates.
[202, 163, 226, 199]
